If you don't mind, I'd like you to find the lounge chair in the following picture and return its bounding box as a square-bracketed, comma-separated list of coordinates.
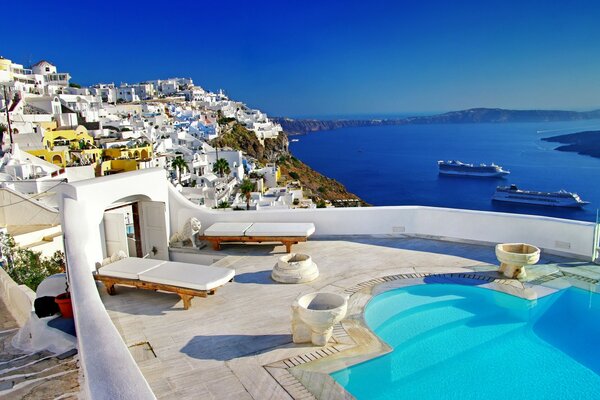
[198, 222, 316, 253]
[94, 257, 235, 309]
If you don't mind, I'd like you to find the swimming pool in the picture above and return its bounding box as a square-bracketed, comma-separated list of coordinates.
[331, 283, 600, 399]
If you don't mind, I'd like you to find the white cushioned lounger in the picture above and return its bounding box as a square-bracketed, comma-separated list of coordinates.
[140, 261, 235, 291]
[94, 257, 235, 309]
[98, 257, 166, 280]
[199, 222, 316, 253]
[245, 223, 316, 237]
[203, 222, 254, 237]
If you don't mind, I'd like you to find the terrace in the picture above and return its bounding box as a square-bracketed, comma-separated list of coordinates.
[101, 236, 595, 399]
[57, 168, 598, 399]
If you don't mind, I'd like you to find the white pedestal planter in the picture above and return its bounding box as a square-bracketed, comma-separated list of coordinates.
[291, 292, 348, 346]
[496, 243, 541, 279]
[272, 253, 319, 284]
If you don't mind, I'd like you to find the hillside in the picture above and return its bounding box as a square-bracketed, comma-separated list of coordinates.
[542, 130, 600, 159]
[274, 108, 600, 135]
[210, 122, 367, 205]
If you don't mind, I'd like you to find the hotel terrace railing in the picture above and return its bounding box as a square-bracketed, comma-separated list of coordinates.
[61, 169, 599, 399]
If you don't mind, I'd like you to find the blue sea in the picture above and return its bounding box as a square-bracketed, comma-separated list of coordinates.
[289, 120, 600, 222]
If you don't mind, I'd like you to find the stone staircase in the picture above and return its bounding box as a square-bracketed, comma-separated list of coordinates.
[0, 302, 79, 399]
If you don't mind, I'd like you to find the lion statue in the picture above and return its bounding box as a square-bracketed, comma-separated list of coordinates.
[169, 217, 202, 248]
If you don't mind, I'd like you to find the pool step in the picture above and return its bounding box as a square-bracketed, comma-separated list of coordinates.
[376, 299, 475, 347]
[367, 291, 468, 331]
[390, 316, 525, 381]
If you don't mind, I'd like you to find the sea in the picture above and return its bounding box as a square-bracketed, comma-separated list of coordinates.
[289, 120, 600, 222]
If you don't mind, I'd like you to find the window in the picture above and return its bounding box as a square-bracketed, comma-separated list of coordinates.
[45, 67, 50, 72]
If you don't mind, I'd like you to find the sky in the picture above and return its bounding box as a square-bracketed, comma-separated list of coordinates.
[3, 0, 600, 117]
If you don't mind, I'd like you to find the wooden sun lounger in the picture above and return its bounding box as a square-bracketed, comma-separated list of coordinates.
[94, 275, 215, 309]
[93, 258, 235, 309]
[198, 222, 316, 253]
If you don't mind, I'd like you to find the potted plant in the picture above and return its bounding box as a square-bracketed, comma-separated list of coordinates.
[55, 273, 73, 318]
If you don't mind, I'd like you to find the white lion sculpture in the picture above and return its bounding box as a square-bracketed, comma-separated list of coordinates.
[169, 217, 202, 247]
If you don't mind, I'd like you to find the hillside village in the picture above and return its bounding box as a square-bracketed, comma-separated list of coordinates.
[0, 55, 361, 261]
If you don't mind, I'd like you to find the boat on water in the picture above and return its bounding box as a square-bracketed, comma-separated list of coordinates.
[438, 160, 510, 177]
[290, 139, 300, 142]
[492, 185, 589, 208]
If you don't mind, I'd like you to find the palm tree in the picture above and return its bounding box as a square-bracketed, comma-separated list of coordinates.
[171, 156, 188, 185]
[213, 158, 230, 177]
[239, 179, 255, 210]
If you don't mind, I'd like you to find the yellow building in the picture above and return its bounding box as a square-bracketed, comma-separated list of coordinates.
[103, 144, 152, 161]
[26, 123, 155, 176]
[26, 125, 96, 167]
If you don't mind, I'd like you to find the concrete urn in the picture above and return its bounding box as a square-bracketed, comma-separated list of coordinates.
[495, 243, 541, 279]
[272, 253, 319, 284]
[292, 292, 348, 346]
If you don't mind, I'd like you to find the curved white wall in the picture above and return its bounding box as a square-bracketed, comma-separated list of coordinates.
[60, 169, 168, 400]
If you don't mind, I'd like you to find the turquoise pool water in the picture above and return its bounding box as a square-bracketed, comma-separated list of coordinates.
[331, 284, 600, 399]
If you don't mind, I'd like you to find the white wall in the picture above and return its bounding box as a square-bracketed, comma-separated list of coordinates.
[0, 267, 35, 326]
[169, 186, 597, 260]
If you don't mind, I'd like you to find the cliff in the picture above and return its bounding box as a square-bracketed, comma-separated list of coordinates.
[542, 130, 600, 159]
[210, 123, 367, 205]
[274, 108, 600, 135]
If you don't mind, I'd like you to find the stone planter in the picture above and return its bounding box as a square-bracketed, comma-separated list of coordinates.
[292, 292, 348, 346]
[272, 253, 319, 284]
[496, 243, 541, 279]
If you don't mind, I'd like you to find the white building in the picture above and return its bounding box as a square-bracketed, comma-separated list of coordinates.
[117, 86, 140, 103]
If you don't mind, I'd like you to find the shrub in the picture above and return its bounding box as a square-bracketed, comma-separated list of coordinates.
[316, 200, 327, 208]
[0, 233, 65, 291]
[289, 171, 300, 180]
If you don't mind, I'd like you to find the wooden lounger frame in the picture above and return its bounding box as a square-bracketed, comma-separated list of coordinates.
[93, 274, 228, 309]
[198, 235, 307, 253]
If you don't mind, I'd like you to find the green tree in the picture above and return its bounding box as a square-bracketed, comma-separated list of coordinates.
[239, 179, 255, 210]
[69, 82, 82, 89]
[213, 158, 230, 177]
[0, 233, 65, 291]
[171, 156, 188, 185]
[216, 200, 230, 209]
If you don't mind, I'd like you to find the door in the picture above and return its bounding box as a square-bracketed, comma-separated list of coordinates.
[138, 201, 169, 260]
[103, 212, 129, 257]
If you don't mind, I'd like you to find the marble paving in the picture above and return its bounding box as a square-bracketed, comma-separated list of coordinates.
[99, 236, 595, 399]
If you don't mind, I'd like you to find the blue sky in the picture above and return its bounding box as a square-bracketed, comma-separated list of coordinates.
[3, 0, 600, 117]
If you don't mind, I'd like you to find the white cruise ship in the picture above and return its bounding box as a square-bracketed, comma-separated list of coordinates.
[492, 185, 589, 208]
[438, 160, 510, 177]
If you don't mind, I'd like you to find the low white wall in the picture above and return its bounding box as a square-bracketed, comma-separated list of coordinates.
[0, 267, 35, 326]
[170, 186, 597, 260]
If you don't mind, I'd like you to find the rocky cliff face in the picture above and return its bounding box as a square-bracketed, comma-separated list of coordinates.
[210, 122, 367, 205]
[210, 123, 287, 163]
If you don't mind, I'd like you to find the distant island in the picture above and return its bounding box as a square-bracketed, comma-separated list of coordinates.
[542, 131, 600, 159]
[274, 107, 600, 135]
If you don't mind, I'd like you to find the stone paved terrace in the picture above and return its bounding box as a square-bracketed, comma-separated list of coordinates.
[98, 236, 598, 399]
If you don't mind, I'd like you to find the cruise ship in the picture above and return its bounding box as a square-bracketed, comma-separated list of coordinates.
[438, 160, 510, 177]
[492, 185, 589, 207]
